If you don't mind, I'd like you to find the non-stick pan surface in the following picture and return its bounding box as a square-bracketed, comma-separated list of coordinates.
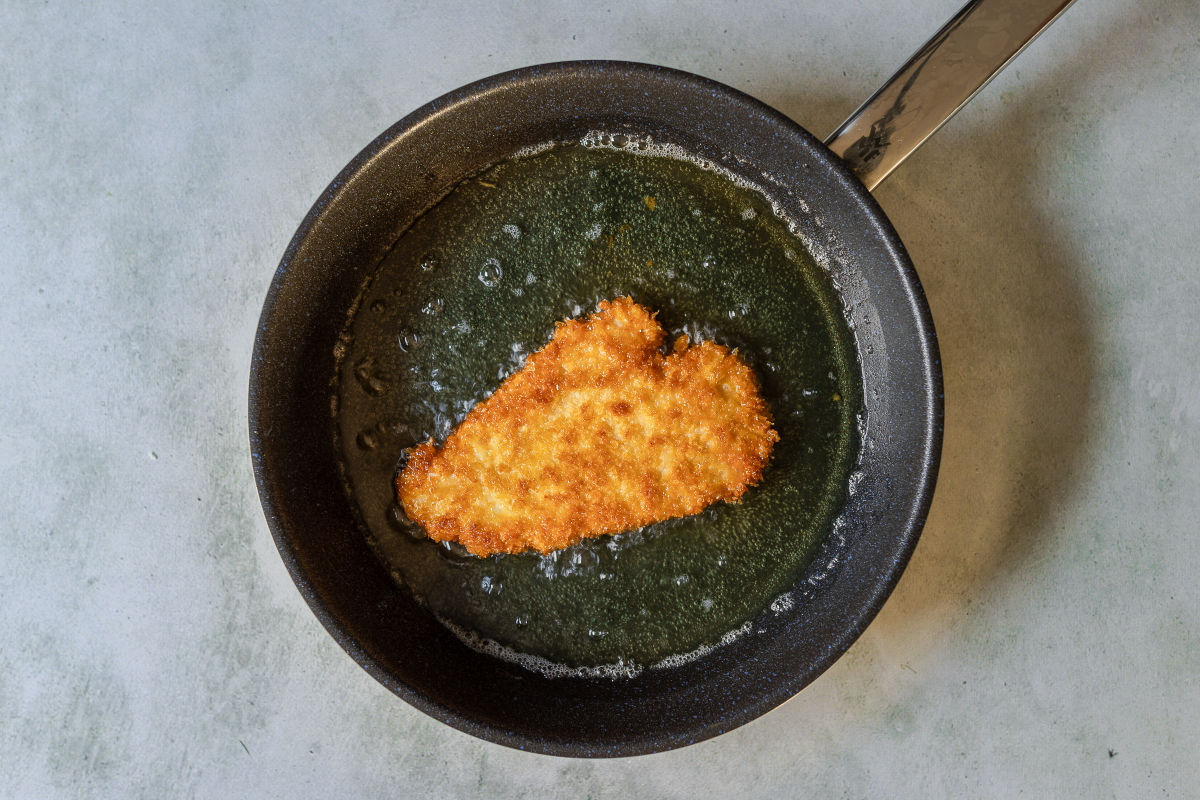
[250, 61, 941, 756]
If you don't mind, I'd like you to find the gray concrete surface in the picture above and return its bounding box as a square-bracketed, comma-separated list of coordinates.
[2, 0, 1197, 796]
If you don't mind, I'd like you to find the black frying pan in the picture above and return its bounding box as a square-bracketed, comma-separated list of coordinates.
[249, 0, 1071, 756]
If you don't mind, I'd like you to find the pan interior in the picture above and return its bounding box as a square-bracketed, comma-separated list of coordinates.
[334, 141, 861, 670]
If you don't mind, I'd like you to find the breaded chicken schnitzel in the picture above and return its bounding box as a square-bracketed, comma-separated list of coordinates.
[396, 297, 778, 556]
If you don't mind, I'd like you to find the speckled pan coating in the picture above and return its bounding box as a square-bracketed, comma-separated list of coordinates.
[248, 60, 942, 757]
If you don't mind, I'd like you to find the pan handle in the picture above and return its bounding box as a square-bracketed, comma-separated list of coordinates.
[825, 0, 1076, 191]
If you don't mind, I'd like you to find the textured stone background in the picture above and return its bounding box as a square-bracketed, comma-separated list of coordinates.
[2, 0, 1197, 796]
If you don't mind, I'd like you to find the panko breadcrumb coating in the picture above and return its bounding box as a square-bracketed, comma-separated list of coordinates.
[396, 297, 778, 556]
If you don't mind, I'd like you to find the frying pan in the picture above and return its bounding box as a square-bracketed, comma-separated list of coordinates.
[249, 0, 1073, 756]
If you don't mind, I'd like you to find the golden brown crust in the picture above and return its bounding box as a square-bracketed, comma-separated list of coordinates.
[396, 297, 779, 556]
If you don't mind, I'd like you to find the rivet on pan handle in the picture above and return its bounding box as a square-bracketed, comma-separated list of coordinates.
[826, 0, 1076, 191]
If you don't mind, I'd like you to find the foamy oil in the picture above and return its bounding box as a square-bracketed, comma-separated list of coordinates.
[334, 140, 861, 672]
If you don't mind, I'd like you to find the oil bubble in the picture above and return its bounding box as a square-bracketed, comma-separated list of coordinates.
[701, 255, 717, 270]
[741, 208, 757, 220]
[422, 298, 445, 315]
[584, 222, 602, 240]
[478, 258, 502, 287]
[502, 223, 521, 239]
[436, 540, 473, 566]
[770, 594, 795, 614]
[387, 504, 426, 541]
[560, 548, 599, 577]
[419, 252, 439, 272]
[353, 357, 387, 396]
[480, 575, 503, 595]
[397, 331, 420, 352]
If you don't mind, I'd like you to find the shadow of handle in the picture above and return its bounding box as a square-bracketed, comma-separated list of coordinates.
[826, 0, 1076, 191]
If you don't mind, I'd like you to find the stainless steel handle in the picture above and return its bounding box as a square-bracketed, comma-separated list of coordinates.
[825, 0, 1076, 191]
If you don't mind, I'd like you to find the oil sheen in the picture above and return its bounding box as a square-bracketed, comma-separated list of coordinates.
[335, 142, 861, 671]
